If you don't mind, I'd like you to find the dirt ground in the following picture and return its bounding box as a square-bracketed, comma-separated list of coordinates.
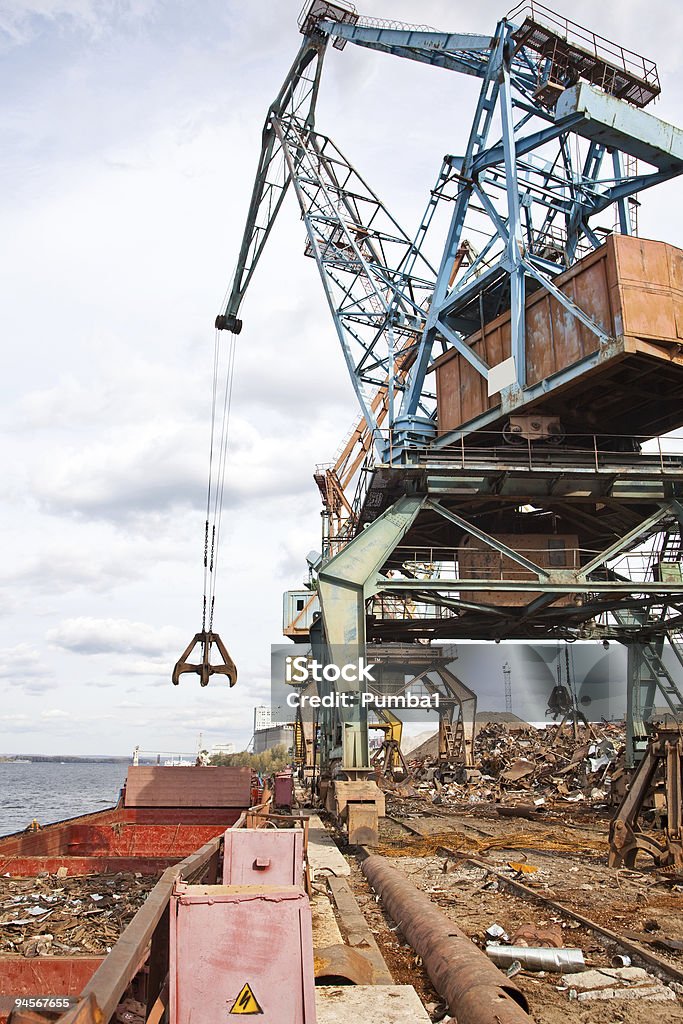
[334, 798, 683, 1023]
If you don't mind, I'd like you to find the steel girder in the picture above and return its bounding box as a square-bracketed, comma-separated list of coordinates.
[218, 8, 683, 457]
[217, 37, 326, 332]
[315, 494, 424, 770]
[311, 12, 683, 448]
[272, 121, 437, 458]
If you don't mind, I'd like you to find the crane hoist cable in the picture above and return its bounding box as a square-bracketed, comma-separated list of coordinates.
[171, 327, 238, 688]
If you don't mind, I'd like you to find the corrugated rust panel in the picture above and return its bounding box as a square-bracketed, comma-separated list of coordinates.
[65, 824, 223, 858]
[459, 533, 580, 607]
[0, 812, 238, 864]
[0, 957, 103, 1003]
[435, 351, 463, 429]
[669, 244, 683, 336]
[610, 235, 678, 340]
[123, 767, 251, 808]
[121, 807, 243, 825]
[526, 291, 554, 386]
[434, 234, 683, 438]
[0, 808, 122, 857]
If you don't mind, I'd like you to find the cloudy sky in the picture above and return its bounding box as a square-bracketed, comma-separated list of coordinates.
[2, 0, 683, 756]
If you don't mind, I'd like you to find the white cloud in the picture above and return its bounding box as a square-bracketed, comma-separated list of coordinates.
[46, 617, 181, 656]
[1, 0, 682, 756]
[0, 644, 55, 691]
[0, 0, 157, 46]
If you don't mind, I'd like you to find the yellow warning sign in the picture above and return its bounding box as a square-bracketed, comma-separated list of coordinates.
[229, 982, 263, 1015]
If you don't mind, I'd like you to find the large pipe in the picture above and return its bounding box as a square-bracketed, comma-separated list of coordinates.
[362, 855, 532, 1024]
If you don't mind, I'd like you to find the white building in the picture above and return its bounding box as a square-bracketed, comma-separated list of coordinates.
[210, 742, 235, 757]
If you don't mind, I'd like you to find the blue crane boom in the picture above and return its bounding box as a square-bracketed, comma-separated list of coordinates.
[217, 1, 683, 461]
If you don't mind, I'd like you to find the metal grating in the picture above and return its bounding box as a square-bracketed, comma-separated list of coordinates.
[510, 3, 660, 108]
[299, 0, 359, 48]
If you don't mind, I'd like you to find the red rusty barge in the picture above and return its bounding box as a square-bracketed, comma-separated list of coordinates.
[0, 765, 252, 1022]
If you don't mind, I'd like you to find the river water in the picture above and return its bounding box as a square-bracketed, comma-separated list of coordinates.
[0, 762, 129, 837]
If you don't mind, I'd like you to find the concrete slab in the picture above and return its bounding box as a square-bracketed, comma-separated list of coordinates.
[316, 985, 431, 1023]
[311, 891, 343, 947]
[563, 966, 677, 1003]
[327, 876, 393, 985]
[307, 814, 350, 877]
[564, 966, 650, 990]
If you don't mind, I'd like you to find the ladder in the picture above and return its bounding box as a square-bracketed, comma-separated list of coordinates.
[614, 609, 683, 764]
[440, 716, 464, 761]
[637, 642, 683, 716]
[292, 713, 307, 766]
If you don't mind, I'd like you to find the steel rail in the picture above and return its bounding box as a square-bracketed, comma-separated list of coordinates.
[383, 811, 683, 986]
[464, 855, 683, 986]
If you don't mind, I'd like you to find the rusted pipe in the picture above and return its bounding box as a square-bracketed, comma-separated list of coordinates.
[362, 855, 532, 1024]
[487, 944, 585, 972]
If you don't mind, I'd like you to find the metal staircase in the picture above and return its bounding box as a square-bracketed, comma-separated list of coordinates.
[292, 712, 307, 766]
[614, 608, 683, 763]
[638, 643, 683, 717]
[440, 715, 464, 762]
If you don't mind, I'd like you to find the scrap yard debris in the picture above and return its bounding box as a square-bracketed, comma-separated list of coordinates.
[0, 872, 155, 956]
[376, 826, 607, 859]
[399, 720, 624, 812]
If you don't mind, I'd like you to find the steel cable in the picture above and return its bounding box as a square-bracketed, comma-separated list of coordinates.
[202, 327, 237, 632]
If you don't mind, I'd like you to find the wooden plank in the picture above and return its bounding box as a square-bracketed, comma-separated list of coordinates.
[145, 977, 168, 1024]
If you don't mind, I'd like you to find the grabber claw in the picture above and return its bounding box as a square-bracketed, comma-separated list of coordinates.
[172, 631, 237, 687]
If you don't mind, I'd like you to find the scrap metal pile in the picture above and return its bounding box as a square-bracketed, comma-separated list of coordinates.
[403, 722, 625, 812]
[0, 872, 155, 956]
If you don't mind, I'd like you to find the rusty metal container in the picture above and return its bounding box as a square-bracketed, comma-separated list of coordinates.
[274, 769, 294, 810]
[169, 882, 316, 1024]
[222, 828, 304, 886]
[434, 234, 683, 438]
[458, 532, 580, 606]
[124, 765, 251, 809]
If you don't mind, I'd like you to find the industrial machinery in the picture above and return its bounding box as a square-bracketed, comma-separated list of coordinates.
[545, 643, 594, 740]
[609, 725, 683, 870]
[219, 0, 683, 822]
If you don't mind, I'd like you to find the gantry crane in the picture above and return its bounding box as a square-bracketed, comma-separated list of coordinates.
[219, 1, 683, 825]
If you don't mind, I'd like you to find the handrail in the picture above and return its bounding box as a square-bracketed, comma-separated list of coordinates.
[507, 1, 659, 87]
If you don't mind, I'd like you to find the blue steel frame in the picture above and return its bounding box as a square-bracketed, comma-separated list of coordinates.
[219, 7, 683, 459]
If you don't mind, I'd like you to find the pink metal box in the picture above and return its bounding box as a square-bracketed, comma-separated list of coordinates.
[169, 882, 316, 1023]
[222, 827, 304, 886]
[274, 770, 294, 809]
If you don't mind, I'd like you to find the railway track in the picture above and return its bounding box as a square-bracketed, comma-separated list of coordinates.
[385, 813, 683, 985]
[340, 802, 683, 1024]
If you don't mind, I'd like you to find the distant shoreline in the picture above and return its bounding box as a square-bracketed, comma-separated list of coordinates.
[0, 756, 140, 764]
